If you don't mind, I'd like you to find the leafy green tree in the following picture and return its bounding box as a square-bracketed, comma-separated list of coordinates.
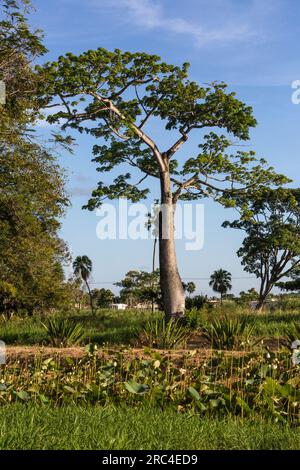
[0, 0, 46, 141]
[209, 269, 232, 303]
[238, 288, 259, 305]
[185, 294, 207, 310]
[91, 288, 115, 308]
[0, 132, 69, 316]
[37, 47, 288, 320]
[224, 189, 300, 310]
[73, 256, 94, 315]
[115, 270, 162, 309]
[0, 0, 69, 316]
[0, 280, 17, 320]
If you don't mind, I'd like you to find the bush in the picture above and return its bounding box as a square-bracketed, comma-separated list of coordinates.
[185, 307, 204, 328]
[137, 318, 191, 349]
[41, 318, 85, 347]
[202, 315, 254, 350]
[185, 295, 207, 310]
[285, 322, 300, 344]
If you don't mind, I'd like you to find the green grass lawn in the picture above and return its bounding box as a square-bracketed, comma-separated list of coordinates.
[0, 405, 299, 450]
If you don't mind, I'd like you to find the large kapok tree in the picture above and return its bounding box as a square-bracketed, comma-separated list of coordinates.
[37, 49, 288, 320]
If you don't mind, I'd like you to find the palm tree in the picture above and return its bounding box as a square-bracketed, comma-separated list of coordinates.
[73, 255, 94, 315]
[209, 269, 232, 304]
[186, 282, 196, 297]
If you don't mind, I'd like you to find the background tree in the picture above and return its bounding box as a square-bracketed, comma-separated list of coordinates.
[0, 142, 69, 314]
[73, 256, 94, 315]
[0, 0, 46, 142]
[186, 282, 196, 297]
[224, 189, 300, 310]
[237, 288, 259, 305]
[115, 270, 162, 309]
[38, 48, 288, 320]
[0, 0, 70, 317]
[185, 294, 207, 310]
[91, 288, 115, 308]
[209, 269, 232, 303]
[0, 280, 17, 320]
[276, 269, 300, 293]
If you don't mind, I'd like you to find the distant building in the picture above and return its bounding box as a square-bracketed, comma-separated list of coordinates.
[110, 303, 128, 310]
[207, 299, 220, 308]
[135, 302, 159, 310]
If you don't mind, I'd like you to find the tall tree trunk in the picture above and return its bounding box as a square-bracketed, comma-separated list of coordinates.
[256, 292, 269, 312]
[85, 280, 94, 316]
[256, 282, 272, 312]
[159, 171, 185, 322]
[151, 236, 157, 314]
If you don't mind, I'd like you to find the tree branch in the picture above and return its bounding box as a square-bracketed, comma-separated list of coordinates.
[90, 91, 166, 173]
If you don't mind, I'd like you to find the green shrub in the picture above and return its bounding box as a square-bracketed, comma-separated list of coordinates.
[202, 315, 254, 350]
[137, 318, 191, 349]
[41, 318, 84, 347]
[185, 295, 207, 311]
[185, 307, 204, 328]
[285, 322, 300, 344]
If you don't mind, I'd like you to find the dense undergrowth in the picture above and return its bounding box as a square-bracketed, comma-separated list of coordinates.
[0, 346, 299, 424]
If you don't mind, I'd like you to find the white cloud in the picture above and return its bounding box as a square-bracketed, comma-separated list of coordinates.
[108, 0, 270, 47]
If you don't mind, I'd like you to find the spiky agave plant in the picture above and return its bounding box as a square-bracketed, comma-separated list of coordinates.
[202, 315, 254, 350]
[42, 318, 85, 347]
[285, 322, 300, 344]
[138, 318, 190, 349]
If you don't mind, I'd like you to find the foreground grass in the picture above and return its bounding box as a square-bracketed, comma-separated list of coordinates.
[0, 405, 299, 450]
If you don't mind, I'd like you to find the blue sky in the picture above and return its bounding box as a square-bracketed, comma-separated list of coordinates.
[31, 0, 300, 295]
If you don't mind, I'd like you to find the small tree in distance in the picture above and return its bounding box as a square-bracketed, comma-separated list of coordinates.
[209, 269, 232, 303]
[91, 288, 115, 309]
[186, 282, 196, 297]
[224, 189, 300, 311]
[73, 256, 94, 315]
[238, 288, 259, 305]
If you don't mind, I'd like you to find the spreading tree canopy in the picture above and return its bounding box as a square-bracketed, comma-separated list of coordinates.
[37, 48, 288, 319]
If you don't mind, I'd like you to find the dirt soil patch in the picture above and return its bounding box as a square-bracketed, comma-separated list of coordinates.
[4, 344, 273, 368]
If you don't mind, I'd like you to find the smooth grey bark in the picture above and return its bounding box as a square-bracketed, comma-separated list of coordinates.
[159, 170, 185, 321]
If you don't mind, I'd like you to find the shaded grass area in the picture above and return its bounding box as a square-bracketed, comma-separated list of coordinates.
[0, 404, 299, 450]
[0, 308, 299, 346]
